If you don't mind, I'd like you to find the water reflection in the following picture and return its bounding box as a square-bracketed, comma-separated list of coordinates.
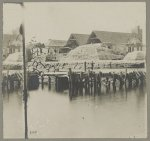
[3, 85, 147, 138]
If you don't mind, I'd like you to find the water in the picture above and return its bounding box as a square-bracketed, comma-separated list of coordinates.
[3, 85, 147, 138]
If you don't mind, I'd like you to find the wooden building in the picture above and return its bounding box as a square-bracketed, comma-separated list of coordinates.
[45, 39, 67, 61]
[8, 39, 22, 53]
[87, 26, 143, 52]
[127, 37, 143, 52]
[3, 34, 22, 60]
[65, 33, 89, 49]
[87, 31, 133, 44]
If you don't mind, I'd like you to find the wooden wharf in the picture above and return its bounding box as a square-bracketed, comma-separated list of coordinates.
[2, 59, 146, 97]
[2, 67, 146, 95]
[67, 69, 146, 100]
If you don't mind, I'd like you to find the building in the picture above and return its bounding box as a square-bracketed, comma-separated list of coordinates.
[3, 34, 22, 60]
[87, 26, 143, 52]
[30, 43, 45, 57]
[127, 26, 143, 52]
[87, 31, 132, 45]
[8, 38, 22, 53]
[45, 39, 67, 61]
[65, 33, 89, 49]
[127, 37, 143, 52]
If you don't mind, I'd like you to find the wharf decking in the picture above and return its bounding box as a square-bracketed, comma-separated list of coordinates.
[2, 59, 146, 96]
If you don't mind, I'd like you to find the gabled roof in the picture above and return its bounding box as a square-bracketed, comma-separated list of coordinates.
[127, 37, 142, 45]
[66, 33, 89, 46]
[72, 33, 89, 46]
[89, 31, 135, 44]
[3, 34, 22, 48]
[46, 39, 67, 47]
[3, 34, 17, 47]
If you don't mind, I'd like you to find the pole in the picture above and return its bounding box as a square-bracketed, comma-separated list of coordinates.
[19, 3, 28, 139]
[20, 23, 28, 139]
[21, 23, 28, 139]
[8, 2, 28, 139]
[84, 61, 86, 72]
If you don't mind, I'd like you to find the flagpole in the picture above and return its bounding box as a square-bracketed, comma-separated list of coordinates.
[5, 2, 28, 139]
[22, 23, 28, 139]
[19, 3, 28, 139]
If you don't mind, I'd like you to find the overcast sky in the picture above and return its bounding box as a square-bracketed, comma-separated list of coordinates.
[3, 2, 146, 43]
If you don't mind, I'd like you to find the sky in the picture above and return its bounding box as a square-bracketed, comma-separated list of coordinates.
[3, 2, 146, 43]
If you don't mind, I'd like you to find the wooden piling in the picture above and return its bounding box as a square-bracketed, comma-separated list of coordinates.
[86, 71, 89, 95]
[139, 72, 144, 87]
[106, 77, 110, 93]
[74, 75, 78, 95]
[90, 73, 93, 95]
[84, 75, 88, 94]
[97, 72, 102, 95]
[112, 73, 117, 92]
[125, 69, 127, 90]
[119, 73, 124, 90]
[41, 75, 44, 89]
[91, 61, 94, 70]
[55, 76, 59, 92]
[79, 74, 83, 95]
[94, 73, 97, 95]
[7, 75, 10, 92]
[84, 61, 87, 72]
[48, 76, 51, 90]
[110, 62, 112, 68]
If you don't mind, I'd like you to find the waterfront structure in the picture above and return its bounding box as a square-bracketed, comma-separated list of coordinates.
[3, 34, 22, 60]
[45, 39, 67, 61]
[30, 42, 45, 56]
[87, 26, 143, 52]
[65, 33, 89, 49]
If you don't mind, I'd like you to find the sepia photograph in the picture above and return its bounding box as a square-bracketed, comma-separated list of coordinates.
[2, 2, 147, 139]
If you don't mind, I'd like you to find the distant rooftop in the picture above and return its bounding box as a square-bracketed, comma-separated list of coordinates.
[88, 30, 135, 44]
[66, 33, 90, 47]
[46, 39, 67, 47]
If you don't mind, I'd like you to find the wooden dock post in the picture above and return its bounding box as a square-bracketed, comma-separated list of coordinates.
[94, 73, 97, 95]
[110, 62, 112, 68]
[68, 68, 75, 98]
[75, 74, 78, 96]
[90, 72, 93, 95]
[112, 73, 117, 92]
[128, 73, 132, 89]
[125, 69, 127, 90]
[106, 76, 110, 93]
[84, 61, 87, 72]
[84, 75, 88, 94]
[97, 72, 102, 95]
[10, 75, 14, 91]
[135, 74, 139, 87]
[87, 72, 90, 95]
[119, 72, 124, 90]
[139, 72, 144, 87]
[48, 76, 51, 90]
[68, 68, 72, 93]
[41, 75, 44, 89]
[55, 76, 59, 92]
[79, 73, 83, 95]
[91, 61, 94, 70]
[6, 75, 9, 92]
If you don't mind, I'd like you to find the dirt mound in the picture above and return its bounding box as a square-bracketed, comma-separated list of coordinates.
[123, 51, 145, 60]
[62, 43, 124, 61]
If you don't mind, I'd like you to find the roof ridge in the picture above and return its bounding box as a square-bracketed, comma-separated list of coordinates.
[92, 30, 132, 34]
[71, 33, 89, 36]
[48, 39, 67, 41]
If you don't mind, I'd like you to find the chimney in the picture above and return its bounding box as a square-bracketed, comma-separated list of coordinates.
[132, 26, 142, 42]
